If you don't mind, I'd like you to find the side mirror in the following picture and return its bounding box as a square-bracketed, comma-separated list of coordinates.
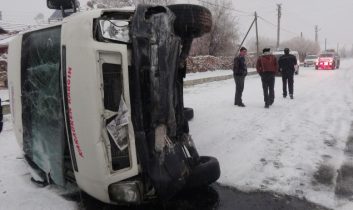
[47, 0, 78, 10]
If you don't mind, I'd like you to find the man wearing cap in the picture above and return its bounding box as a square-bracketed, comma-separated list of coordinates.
[278, 48, 297, 99]
[256, 48, 278, 108]
[233, 46, 248, 107]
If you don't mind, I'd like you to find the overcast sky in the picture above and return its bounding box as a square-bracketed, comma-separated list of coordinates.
[0, 0, 352, 50]
[232, 0, 353, 51]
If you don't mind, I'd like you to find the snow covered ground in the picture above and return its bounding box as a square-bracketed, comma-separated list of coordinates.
[185, 59, 353, 210]
[1, 59, 353, 209]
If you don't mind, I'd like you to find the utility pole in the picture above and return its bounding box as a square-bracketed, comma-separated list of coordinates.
[325, 38, 327, 51]
[276, 4, 282, 49]
[0, 11, 2, 21]
[337, 43, 339, 53]
[315, 25, 319, 43]
[255, 12, 259, 57]
[237, 15, 256, 52]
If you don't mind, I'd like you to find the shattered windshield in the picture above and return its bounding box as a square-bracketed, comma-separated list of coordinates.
[21, 26, 65, 186]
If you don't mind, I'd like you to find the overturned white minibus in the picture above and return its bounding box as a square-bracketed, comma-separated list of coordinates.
[7, 4, 220, 205]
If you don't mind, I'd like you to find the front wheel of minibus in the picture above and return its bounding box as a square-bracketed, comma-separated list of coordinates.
[185, 156, 220, 189]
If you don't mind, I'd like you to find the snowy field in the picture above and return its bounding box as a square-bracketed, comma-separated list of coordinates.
[1, 60, 353, 209]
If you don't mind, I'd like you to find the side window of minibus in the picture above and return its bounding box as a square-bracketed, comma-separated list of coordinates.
[102, 63, 123, 112]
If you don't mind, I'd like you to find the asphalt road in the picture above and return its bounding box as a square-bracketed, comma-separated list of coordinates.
[67, 184, 331, 210]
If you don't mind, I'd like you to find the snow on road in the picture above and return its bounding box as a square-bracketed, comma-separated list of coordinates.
[1, 60, 353, 209]
[0, 116, 77, 210]
[185, 59, 353, 210]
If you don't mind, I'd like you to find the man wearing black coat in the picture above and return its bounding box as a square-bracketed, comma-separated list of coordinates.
[278, 48, 297, 99]
[233, 46, 248, 107]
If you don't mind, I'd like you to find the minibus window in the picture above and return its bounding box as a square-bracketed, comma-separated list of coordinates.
[102, 63, 122, 112]
[102, 63, 130, 170]
[21, 26, 66, 186]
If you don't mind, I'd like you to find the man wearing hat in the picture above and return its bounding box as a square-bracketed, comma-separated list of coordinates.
[256, 48, 278, 108]
[233, 46, 248, 107]
[278, 48, 297, 99]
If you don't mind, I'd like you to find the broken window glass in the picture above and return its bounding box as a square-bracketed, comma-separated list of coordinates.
[102, 62, 130, 170]
[106, 96, 129, 151]
[21, 26, 65, 186]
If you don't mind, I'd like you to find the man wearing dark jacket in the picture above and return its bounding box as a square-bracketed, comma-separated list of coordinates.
[278, 48, 297, 99]
[256, 48, 278, 108]
[233, 46, 248, 107]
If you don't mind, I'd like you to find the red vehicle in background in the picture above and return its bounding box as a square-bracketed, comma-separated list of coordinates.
[315, 52, 340, 70]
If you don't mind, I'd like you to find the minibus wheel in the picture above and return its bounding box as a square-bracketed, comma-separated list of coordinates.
[185, 156, 220, 189]
[168, 4, 212, 38]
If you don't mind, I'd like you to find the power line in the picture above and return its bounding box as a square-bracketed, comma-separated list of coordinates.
[196, 0, 253, 16]
[258, 16, 298, 36]
[195, 0, 300, 39]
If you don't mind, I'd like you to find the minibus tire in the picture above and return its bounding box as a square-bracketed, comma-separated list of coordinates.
[167, 4, 212, 38]
[185, 156, 220, 189]
[184, 107, 194, 121]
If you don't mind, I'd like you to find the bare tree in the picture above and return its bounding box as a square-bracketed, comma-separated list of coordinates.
[349, 45, 353, 58]
[190, 34, 211, 56]
[190, 0, 239, 56]
[86, 0, 175, 8]
[132, 0, 175, 5]
[34, 13, 45, 24]
[245, 37, 277, 53]
[339, 46, 347, 58]
[247, 36, 320, 61]
[86, 0, 133, 8]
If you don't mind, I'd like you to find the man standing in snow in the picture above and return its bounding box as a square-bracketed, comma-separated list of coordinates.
[233, 46, 248, 107]
[256, 48, 278, 108]
[278, 48, 297, 99]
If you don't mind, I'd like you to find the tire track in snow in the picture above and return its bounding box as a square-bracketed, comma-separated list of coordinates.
[184, 63, 353, 208]
[256, 64, 353, 207]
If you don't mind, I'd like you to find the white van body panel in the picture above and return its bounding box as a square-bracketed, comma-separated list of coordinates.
[8, 9, 139, 203]
[7, 35, 23, 149]
[61, 10, 138, 202]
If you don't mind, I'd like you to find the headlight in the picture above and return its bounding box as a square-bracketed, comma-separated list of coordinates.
[100, 20, 130, 43]
[108, 181, 142, 204]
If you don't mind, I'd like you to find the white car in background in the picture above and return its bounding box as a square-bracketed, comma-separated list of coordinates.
[304, 54, 318, 67]
[273, 50, 300, 75]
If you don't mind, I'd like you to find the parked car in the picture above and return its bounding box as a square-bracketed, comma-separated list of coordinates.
[273, 50, 300, 75]
[304, 54, 318, 67]
[315, 52, 340, 70]
[7, 4, 220, 205]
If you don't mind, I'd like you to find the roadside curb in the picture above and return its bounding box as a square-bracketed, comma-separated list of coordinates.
[184, 71, 258, 87]
[1, 72, 258, 114]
